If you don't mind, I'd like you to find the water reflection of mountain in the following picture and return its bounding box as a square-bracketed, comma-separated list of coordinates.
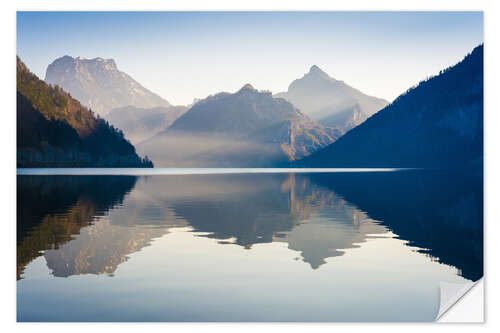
[141, 172, 482, 278]
[17, 173, 389, 278]
[279, 206, 387, 269]
[43, 219, 171, 277]
[149, 174, 387, 267]
[307, 169, 483, 281]
[17, 175, 138, 279]
[17, 170, 483, 282]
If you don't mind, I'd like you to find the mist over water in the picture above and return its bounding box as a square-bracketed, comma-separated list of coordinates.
[137, 132, 285, 167]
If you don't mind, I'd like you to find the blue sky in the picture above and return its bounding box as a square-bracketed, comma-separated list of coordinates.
[17, 11, 483, 105]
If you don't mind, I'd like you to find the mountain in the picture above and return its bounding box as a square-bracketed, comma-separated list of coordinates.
[296, 45, 483, 168]
[275, 65, 388, 132]
[44, 56, 170, 116]
[138, 84, 341, 167]
[17, 57, 153, 168]
[105, 105, 188, 144]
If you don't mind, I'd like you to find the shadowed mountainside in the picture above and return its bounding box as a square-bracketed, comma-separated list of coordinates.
[296, 45, 483, 168]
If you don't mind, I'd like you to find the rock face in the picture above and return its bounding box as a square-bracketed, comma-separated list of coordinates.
[105, 105, 188, 144]
[45, 56, 170, 116]
[17, 57, 153, 168]
[138, 84, 341, 167]
[275, 65, 388, 132]
[296, 45, 483, 168]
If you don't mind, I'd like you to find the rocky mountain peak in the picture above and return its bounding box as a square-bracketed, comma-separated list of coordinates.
[44, 55, 170, 116]
[71, 56, 118, 71]
[239, 83, 257, 92]
[306, 65, 332, 80]
[274, 65, 389, 132]
[309, 65, 322, 73]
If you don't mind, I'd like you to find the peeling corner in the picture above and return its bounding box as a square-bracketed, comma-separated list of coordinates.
[436, 279, 480, 321]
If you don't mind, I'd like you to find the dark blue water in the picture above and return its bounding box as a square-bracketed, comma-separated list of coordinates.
[16, 169, 483, 322]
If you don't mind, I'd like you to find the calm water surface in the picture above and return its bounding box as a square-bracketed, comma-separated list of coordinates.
[16, 169, 483, 322]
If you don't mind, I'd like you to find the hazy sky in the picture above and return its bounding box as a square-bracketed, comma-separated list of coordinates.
[17, 12, 483, 105]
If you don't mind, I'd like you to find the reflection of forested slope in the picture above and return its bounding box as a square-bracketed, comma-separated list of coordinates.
[308, 170, 483, 281]
[17, 176, 137, 279]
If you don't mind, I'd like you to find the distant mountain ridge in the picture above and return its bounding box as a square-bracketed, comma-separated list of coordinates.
[17, 57, 153, 167]
[105, 105, 188, 144]
[45, 56, 170, 116]
[138, 84, 341, 167]
[296, 45, 483, 168]
[275, 65, 388, 132]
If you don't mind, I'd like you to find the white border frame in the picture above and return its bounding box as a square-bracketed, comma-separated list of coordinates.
[2, 0, 497, 331]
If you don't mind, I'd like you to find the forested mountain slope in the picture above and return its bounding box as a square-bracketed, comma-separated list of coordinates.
[17, 57, 153, 167]
[296, 45, 483, 168]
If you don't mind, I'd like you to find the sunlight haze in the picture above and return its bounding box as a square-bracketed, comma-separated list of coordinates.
[17, 11, 483, 105]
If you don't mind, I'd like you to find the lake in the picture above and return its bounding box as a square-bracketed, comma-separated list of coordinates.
[16, 168, 483, 322]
